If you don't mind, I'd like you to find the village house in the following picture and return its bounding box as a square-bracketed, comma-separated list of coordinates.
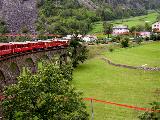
[152, 22, 160, 32]
[112, 25, 129, 35]
[82, 35, 97, 42]
[139, 31, 151, 38]
[62, 35, 73, 40]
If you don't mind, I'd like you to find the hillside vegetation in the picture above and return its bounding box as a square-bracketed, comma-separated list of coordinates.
[36, 0, 160, 35]
[0, 0, 160, 34]
[90, 12, 159, 34]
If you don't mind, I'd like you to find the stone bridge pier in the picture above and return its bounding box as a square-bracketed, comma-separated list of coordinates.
[0, 48, 68, 91]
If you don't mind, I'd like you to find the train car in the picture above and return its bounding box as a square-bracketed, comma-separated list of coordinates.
[0, 43, 13, 56]
[9, 42, 32, 53]
[60, 40, 69, 47]
[56, 40, 69, 47]
[39, 40, 67, 49]
[50, 39, 69, 48]
[26, 41, 45, 50]
[38, 40, 52, 49]
[27, 41, 46, 50]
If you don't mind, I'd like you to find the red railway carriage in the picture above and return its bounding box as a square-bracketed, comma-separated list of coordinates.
[59, 40, 69, 47]
[40, 40, 54, 48]
[9, 42, 32, 53]
[27, 41, 46, 50]
[51, 39, 69, 47]
[0, 43, 13, 56]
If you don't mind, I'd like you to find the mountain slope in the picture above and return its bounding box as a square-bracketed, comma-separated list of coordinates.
[0, 0, 37, 33]
[78, 0, 97, 10]
[0, 0, 160, 34]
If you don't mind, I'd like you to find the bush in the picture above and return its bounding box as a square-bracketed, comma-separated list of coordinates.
[144, 37, 150, 41]
[108, 47, 114, 52]
[138, 102, 160, 120]
[111, 35, 121, 42]
[136, 37, 143, 44]
[121, 37, 129, 48]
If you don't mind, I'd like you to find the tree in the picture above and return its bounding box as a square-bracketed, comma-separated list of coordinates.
[145, 22, 151, 32]
[2, 63, 89, 120]
[136, 25, 145, 32]
[156, 14, 160, 21]
[0, 20, 8, 34]
[103, 22, 113, 38]
[69, 37, 88, 68]
[130, 26, 137, 38]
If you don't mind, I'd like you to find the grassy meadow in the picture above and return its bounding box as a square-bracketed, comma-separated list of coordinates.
[89, 11, 159, 34]
[73, 42, 160, 120]
[105, 42, 160, 67]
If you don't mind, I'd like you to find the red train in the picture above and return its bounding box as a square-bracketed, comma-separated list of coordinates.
[0, 39, 69, 58]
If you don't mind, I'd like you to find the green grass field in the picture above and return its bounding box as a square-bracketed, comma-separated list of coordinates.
[105, 42, 160, 67]
[73, 42, 160, 120]
[89, 11, 159, 34]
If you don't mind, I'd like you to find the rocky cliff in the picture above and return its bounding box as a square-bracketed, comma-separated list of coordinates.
[0, 0, 37, 33]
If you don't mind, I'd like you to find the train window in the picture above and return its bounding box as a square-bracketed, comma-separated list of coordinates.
[18, 45, 21, 48]
[2, 46, 4, 50]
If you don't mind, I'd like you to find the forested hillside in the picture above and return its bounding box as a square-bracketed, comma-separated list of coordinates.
[36, 0, 99, 35]
[36, 0, 160, 35]
[92, 0, 160, 9]
[0, 0, 160, 34]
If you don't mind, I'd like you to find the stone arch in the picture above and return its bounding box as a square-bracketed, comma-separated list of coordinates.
[25, 58, 36, 73]
[0, 70, 6, 91]
[42, 54, 49, 60]
[60, 54, 67, 65]
[52, 54, 60, 65]
[10, 62, 20, 78]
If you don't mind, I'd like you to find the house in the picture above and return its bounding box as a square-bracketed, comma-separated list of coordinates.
[62, 35, 73, 40]
[82, 35, 97, 42]
[139, 31, 151, 38]
[112, 25, 129, 35]
[152, 22, 160, 32]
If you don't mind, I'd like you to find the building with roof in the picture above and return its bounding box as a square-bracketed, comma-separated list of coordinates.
[82, 35, 97, 42]
[152, 22, 160, 32]
[112, 25, 129, 35]
[139, 31, 151, 38]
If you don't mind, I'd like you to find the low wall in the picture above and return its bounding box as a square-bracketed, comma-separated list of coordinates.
[102, 58, 160, 71]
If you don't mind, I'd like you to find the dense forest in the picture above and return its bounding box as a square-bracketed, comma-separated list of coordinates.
[36, 0, 99, 35]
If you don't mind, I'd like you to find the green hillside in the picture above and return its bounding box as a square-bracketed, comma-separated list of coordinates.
[90, 12, 159, 34]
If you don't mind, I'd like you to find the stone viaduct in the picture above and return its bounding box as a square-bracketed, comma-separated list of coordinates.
[0, 48, 68, 92]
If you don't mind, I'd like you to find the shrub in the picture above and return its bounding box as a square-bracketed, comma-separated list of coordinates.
[136, 37, 143, 44]
[121, 37, 129, 48]
[108, 47, 114, 52]
[138, 102, 160, 120]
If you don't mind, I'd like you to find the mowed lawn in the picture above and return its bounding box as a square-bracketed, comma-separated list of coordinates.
[73, 43, 160, 120]
[105, 42, 160, 67]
